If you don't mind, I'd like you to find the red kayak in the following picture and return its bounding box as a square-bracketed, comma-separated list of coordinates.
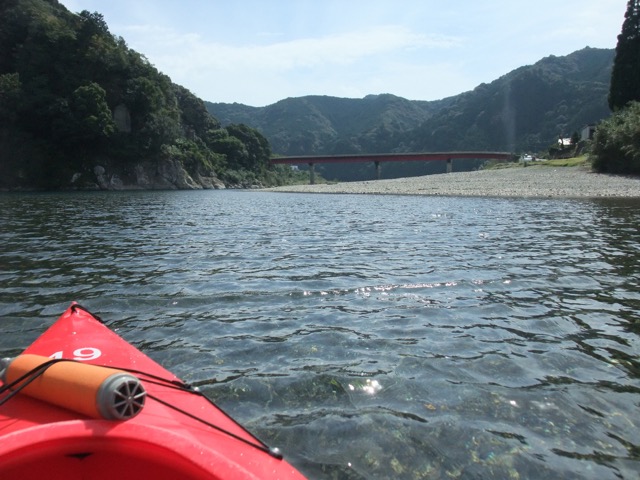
[0, 303, 307, 480]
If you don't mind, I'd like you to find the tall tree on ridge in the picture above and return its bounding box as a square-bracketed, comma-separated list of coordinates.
[609, 0, 640, 110]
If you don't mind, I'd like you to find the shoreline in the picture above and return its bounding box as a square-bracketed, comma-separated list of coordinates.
[263, 166, 640, 198]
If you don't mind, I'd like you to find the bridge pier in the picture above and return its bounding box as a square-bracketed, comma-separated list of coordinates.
[308, 162, 315, 184]
[446, 158, 452, 173]
[374, 161, 381, 180]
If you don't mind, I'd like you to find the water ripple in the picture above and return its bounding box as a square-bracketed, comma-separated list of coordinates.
[1, 192, 639, 479]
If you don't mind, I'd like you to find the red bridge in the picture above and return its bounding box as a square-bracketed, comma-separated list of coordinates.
[270, 152, 514, 184]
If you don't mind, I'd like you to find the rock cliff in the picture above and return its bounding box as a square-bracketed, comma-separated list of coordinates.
[81, 159, 226, 191]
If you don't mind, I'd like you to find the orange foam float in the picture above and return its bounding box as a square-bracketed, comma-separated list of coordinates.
[2, 354, 145, 420]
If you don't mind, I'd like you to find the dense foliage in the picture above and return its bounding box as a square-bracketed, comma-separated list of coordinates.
[208, 48, 613, 180]
[592, 1, 640, 175]
[0, 0, 274, 189]
[591, 102, 640, 175]
[609, 0, 640, 111]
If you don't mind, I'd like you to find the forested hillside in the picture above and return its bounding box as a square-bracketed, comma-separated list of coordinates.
[209, 94, 453, 156]
[404, 47, 613, 153]
[208, 47, 613, 180]
[0, 0, 276, 190]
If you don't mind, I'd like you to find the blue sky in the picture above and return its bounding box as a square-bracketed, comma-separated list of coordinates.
[59, 0, 626, 107]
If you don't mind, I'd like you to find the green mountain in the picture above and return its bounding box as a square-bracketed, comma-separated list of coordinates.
[0, 0, 272, 190]
[404, 47, 613, 153]
[207, 47, 613, 180]
[208, 94, 452, 156]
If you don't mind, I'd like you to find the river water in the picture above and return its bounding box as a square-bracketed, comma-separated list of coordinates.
[1, 190, 639, 479]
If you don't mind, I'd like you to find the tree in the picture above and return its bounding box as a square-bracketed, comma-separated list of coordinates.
[50, 82, 116, 148]
[125, 77, 165, 125]
[206, 128, 248, 168]
[174, 84, 219, 138]
[609, 0, 640, 110]
[78, 10, 110, 39]
[591, 101, 640, 174]
[0, 72, 21, 123]
[70, 83, 116, 139]
[225, 123, 271, 171]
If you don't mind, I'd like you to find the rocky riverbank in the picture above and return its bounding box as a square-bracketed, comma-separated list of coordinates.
[263, 166, 640, 198]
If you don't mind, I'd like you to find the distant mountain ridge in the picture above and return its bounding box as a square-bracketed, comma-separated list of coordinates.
[206, 47, 613, 161]
[207, 93, 453, 157]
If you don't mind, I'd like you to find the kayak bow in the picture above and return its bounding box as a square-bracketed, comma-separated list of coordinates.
[0, 303, 306, 480]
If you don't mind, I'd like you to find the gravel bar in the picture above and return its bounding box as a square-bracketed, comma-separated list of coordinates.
[263, 166, 640, 198]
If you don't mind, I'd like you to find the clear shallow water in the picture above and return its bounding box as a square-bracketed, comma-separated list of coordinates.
[1, 190, 639, 479]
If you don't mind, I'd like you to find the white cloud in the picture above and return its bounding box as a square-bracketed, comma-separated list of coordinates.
[56, 0, 624, 106]
[117, 24, 462, 104]
[125, 24, 460, 70]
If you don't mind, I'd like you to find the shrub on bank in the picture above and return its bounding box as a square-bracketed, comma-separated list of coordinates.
[591, 102, 640, 175]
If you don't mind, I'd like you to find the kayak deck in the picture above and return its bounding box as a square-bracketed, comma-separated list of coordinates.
[0, 304, 306, 480]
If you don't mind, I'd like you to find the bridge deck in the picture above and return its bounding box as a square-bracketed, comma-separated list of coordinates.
[270, 152, 513, 165]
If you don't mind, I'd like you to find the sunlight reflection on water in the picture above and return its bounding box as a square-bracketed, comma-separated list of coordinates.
[1, 191, 639, 479]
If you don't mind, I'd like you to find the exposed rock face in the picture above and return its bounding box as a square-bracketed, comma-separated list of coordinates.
[195, 173, 226, 189]
[93, 165, 111, 190]
[86, 159, 225, 190]
[113, 104, 132, 133]
[155, 158, 200, 189]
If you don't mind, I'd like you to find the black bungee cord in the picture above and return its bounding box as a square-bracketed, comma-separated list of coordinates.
[0, 357, 283, 460]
